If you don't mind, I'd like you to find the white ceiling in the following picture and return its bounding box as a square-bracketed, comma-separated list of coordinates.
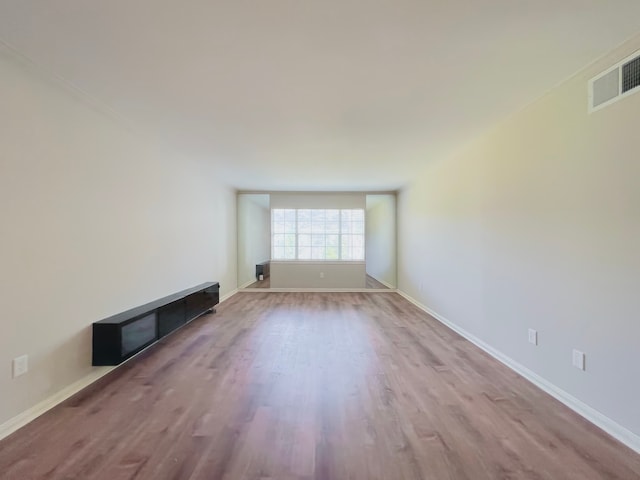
[1, 1, 639, 191]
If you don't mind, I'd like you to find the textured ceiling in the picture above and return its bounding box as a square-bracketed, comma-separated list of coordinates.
[1, 1, 639, 191]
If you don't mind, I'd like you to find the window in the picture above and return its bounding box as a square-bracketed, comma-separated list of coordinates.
[272, 208, 365, 261]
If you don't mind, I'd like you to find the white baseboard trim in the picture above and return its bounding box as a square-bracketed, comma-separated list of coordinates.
[240, 287, 397, 293]
[396, 290, 640, 454]
[0, 366, 116, 441]
[1, 289, 238, 443]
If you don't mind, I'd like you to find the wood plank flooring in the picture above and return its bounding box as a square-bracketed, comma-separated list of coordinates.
[1, 292, 639, 480]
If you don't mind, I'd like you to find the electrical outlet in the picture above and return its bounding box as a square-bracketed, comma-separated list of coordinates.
[528, 329, 538, 345]
[319, 272, 324, 279]
[572, 349, 585, 371]
[12, 355, 28, 378]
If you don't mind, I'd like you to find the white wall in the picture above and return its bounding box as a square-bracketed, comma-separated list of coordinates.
[397, 35, 640, 439]
[366, 194, 396, 287]
[0, 47, 237, 426]
[237, 194, 270, 287]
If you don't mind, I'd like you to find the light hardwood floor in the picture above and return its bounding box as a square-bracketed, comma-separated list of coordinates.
[1, 292, 639, 479]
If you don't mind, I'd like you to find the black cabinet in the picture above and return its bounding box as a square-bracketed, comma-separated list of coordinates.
[92, 282, 219, 366]
[158, 300, 186, 338]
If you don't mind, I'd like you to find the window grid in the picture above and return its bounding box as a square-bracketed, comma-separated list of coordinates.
[271, 208, 364, 261]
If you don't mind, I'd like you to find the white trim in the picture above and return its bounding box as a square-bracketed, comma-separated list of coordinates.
[396, 290, 640, 454]
[0, 366, 116, 441]
[0, 288, 238, 442]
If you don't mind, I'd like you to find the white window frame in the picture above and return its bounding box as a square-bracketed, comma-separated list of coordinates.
[271, 208, 365, 261]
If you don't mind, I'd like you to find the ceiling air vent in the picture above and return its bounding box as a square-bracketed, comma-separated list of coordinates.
[589, 49, 640, 113]
[622, 56, 640, 93]
[592, 69, 619, 108]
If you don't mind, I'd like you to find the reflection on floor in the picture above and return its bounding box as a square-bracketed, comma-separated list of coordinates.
[244, 274, 390, 289]
[365, 274, 389, 289]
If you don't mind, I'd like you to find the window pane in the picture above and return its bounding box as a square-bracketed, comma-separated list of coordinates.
[298, 209, 312, 222]
[353, 235, 364, 248]
[273, 234, 285, 247]
[311, 247, 325, 259]
[312, 219, 325, 234]
[352, 222, 364, 234]
[298, 246, 311, 259]
[298, 220, 312, 234]
[326, 221, 339, 234]
[284, 209, 296, 222]
[273, 247, 285, 259]
[298, 234, 311, 246]
[284, 246, 296, 259]
[326, 234, 339, 247]
[284, 234, 296, 247]
[298, 209, 312, 233]
[312, 234, 325, 247]
[326, 209, 339, 222]
[273, 222, 284, 233]
[326, 246, 339, 260]
[311, 210, 326, 222]
[351, 209, 365, 222]
[273, 209, 285, 223]
[352, 246, 364, 260]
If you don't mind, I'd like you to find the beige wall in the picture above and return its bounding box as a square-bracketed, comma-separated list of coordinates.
[397, 35, 640, 438]
[270, 192, 366, 209]
[270, 262, 366, 288]
[0, 47, 237, 426]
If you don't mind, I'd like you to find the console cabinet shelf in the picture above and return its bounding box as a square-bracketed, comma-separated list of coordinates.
[92, 282, 219, 366]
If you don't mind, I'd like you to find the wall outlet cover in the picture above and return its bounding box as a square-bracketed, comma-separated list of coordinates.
[528, 329, 538, 345]
[12, 355, 28, 378]
[572, 349, 586, 371]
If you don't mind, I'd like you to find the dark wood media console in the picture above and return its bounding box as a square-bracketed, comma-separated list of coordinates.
[92, 282, 219, 366]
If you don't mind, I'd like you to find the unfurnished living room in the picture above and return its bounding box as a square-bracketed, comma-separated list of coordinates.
[1, 2, 640, 479]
